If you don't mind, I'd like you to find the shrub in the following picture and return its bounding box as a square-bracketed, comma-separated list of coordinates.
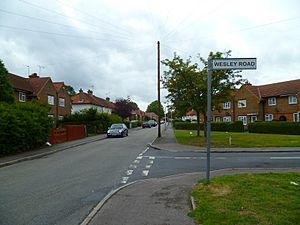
[248, 121, 300, 135]
[174, 121, 244, 132]
[0, 102, 52, 155]
[173, 122, 202, 130]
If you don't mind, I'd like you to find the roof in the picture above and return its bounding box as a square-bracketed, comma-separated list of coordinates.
[71, 91, 116, 109]
[53, 82, 64, 90]
[7, 73, 33, 93]
[28, 77, 50, 95]
[242, 79, 300, 99]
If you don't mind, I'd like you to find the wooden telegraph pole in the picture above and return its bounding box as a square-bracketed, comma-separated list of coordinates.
[157, 41, 161, 138]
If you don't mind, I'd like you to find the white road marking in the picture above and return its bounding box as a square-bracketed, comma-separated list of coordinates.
[136, 156, 143, 160]
[142, 170, 149, 176]
[145, 165, 152, 169]
[149, 160, 154, 164]
[133, 160, 140, 164]
[121, 177, 129, 184]
[270, 157, 300, 160]
[126, 170, 134, 176]
[149, 156, 155, 160]
[129, 164, 137, 169]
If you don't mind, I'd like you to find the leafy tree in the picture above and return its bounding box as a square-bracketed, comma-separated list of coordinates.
[129, 101, 139, 110]
[162, 51, 246, 137]
[146, 100, 164, 117]
[114, 98, 135, 120]
[0, 60, 15, 104]
[64, 84, 76, 96]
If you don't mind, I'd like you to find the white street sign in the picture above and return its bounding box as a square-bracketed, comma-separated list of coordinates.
[212, 58, 257, 70]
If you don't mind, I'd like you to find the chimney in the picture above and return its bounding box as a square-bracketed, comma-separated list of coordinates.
[79, 88, 83, 93]
[106, 97, 110, 101]
[29, 73, 39, 78]
[87, 89, 93, 95]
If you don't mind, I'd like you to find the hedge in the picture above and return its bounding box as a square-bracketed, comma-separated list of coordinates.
[173, 121, 244, 132]
[248, 121, 300, 135]
[0, 102, 52, 155]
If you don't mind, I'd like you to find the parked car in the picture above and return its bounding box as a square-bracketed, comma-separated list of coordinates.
[142, 121, 152, 128]
[107, 123, 128, 138]
[148, 120, 157, 127]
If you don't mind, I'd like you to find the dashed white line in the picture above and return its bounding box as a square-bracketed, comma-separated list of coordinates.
[145, 165, 152, 169]
[149, 156, 155, 160]
[129, 164, 137, 169]
[133, 160, 140, 164]
[121, 177, 129, 184]
[142, 170, 149, 176]
[136, 156, 143, 160]
[149, 160, 154, 164]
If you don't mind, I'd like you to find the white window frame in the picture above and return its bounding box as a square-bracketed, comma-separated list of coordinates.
[215, 116, 221, 122]
[238, 116, 247, 125]
[268, 97, 276, 106]
[293, 112, 300, 122]
[48, 95, 54, 105]
[223, 116, 232, 122]
[265, 114, 273, 121]
[58, 115, 64, 120]
[223, 102, 231, 109]
[237, 100, 247, 108]
[59, 98, 65, 107]
[289, 96, 297, 105]
[250, 116, 257, 123]
[19, 92, 26, 102]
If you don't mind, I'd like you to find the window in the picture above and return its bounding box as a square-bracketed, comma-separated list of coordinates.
[215, 116, 221, 122]
[48, 95, 54, 105]
[268, 97, 276, 106]
[293, 113, 300, 122]
[265, 114, 273, 121]
[58, 115, 64, 120]
[289, 96, 297, 104]
[238, 116, 247, 125]
[223, 116, 231, 122]
[19, 92, 26, 102]
[238, 100, 246, 108]
[223, 102, 231, 109]
[250, 116, 257, 123]
[59, 98, 65, 107]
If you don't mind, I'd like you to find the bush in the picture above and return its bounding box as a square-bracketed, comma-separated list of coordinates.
[130, 120, 142, 128]
[0, 102, 52, 155]
[248, 121, 300, 135]
[174, 121, 244, 132]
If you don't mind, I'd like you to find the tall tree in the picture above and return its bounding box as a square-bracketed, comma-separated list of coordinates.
[162, 51, 246, 136]
[114, 98, 135, 120]
[146, 100, 164, 117]
[64, 84, 76, 96]
[0, 60, 15, 104]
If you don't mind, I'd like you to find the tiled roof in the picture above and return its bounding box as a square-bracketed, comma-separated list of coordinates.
[71, 91, 116, 109]
[53, 82, 64, 90]
[28, 77, 50, 95]
[7, 73, 33, 93]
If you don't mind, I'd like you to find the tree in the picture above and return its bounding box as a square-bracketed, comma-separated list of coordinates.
[114, 98, 135, 120]
[64, 84, 76, 96]
[146, 100, 164, 118]
[162, 51, 246, 137]
[0, 60, 15, 104]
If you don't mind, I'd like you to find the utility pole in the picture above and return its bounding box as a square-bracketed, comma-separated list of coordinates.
[26, 65, 30, 76]
[206, 57, 212, 184]
[157, 41, 161, 138]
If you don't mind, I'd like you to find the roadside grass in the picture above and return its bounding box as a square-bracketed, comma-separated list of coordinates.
[189, 172, 300, 225]
[174, 130, 300, 147]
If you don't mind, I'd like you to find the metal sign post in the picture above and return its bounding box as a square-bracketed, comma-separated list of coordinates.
[206, 57, 257, 184]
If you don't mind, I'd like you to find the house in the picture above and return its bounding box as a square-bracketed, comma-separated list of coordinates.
[182, 110, 197, 121]
[71, 89, 116, 114]
[212, 90, 237, 123]
[7, 73, 71, 119]
[145, 112, 159, 121]
[214, 79, 300, 125]
[53, 82, 72, 120]
[130, 109, 145, 121]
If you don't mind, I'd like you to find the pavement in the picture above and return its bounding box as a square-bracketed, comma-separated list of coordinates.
[1, 125, 300, 225]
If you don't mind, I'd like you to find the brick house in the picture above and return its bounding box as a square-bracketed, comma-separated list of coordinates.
[213, 79, 300, 125]
[71, 89, 116, 114]
[130, 109, 145, 121]
[145, 112, 159, 121]
[53, 82, 72, 120]
[212, 90, 237, 123]
[7, 73, 71, 119]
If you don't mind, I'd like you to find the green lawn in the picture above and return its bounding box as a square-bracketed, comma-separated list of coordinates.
[174, 130, 300, 147]
[189, 172, 300, 225]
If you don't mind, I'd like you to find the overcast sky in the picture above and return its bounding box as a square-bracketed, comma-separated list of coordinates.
[1, 0, 300, 110]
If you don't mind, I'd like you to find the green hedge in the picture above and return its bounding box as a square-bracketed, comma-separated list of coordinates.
[174, 121, 244, 132]
[248, 121, 300, 135]
[0, 102, 52, 155]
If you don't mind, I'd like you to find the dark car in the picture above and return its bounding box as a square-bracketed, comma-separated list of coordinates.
[142, 121, 152, 128]
[107, 123, 128, 138]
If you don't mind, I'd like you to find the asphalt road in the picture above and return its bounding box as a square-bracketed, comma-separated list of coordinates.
[0, 128, 156, 225]
[1, 127, 300, 225]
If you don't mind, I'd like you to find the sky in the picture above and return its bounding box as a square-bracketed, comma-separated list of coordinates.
[1, 0, 300, 111]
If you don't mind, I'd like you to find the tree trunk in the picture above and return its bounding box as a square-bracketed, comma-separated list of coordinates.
[196, 110, 200, 136]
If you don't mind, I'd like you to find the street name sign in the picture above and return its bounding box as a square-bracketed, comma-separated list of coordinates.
[212, 58, 257, 70]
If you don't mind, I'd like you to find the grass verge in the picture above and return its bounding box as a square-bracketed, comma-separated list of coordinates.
[174, 130, 300, 147]
[189, 172, 300, 225]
